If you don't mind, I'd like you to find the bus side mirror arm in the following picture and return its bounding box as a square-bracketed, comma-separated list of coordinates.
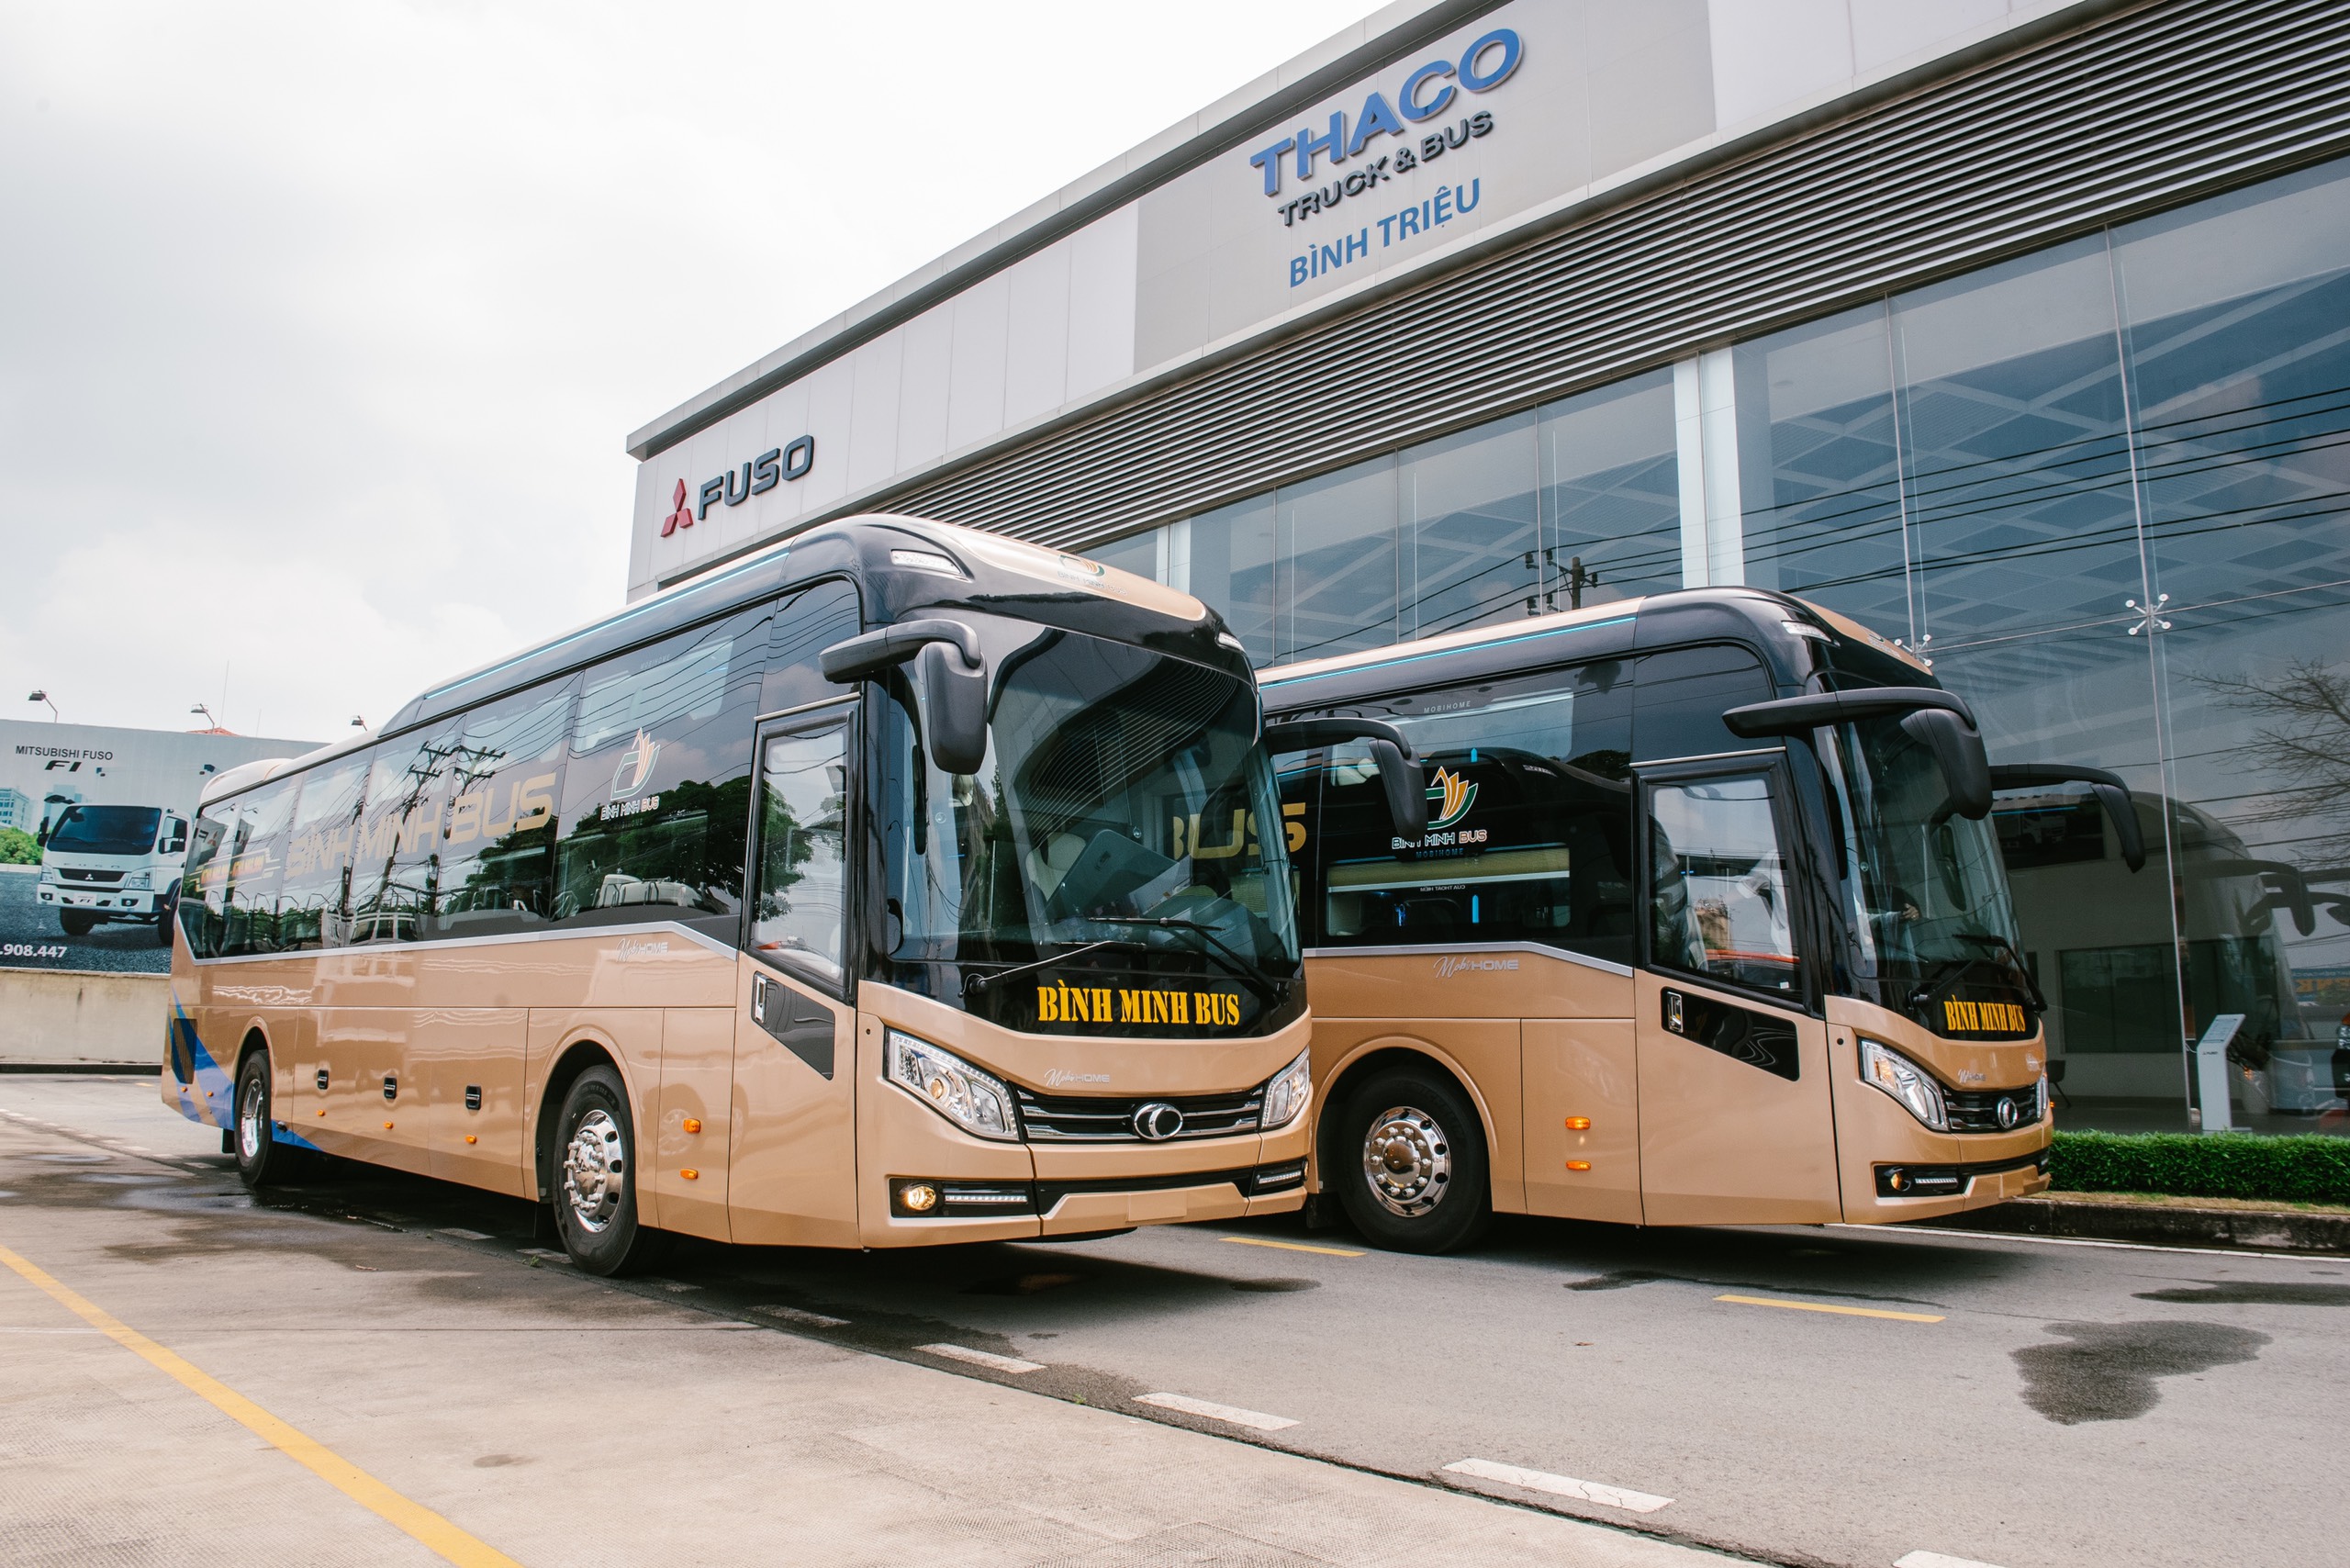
[822, 619, 988, 777]
[1261, 718, 1427, 839]
[1988, 763, 2146, 871]
[1724, 686, 1990, 821]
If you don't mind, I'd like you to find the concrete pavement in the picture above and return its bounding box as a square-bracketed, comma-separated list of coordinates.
[0, 1074, 1751, 1568]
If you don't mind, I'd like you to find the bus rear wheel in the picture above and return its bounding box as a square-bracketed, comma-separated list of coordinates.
[1334, 1064, 1492, 1254]
[233, 1049, 304, 1190]
[552, 1065, 670, 1277]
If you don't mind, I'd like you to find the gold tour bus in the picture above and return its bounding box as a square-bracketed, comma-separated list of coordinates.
[162, 516, 1424, 1274]
[1259, 588, 2143, 1252]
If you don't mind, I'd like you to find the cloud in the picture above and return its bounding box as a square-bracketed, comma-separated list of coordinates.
[0, 0, 1370, 739]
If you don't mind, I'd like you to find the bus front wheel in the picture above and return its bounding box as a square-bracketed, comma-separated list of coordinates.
[1334, 1064, 1492, 1254]
[59, 911, 95, 936]
[552, 1065, 671, 1277]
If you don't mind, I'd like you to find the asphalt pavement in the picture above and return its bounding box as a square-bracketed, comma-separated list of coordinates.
[5, 1073, 2340, 1568]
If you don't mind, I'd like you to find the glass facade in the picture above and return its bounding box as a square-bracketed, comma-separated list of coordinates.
[1090, 154, 2350, 1135]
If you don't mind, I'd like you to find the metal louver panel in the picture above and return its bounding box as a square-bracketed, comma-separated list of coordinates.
[864, 0, 2350, 557]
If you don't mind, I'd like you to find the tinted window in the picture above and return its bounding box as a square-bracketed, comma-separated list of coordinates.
[349, 732, 450, 944]
[551, 600, 774, 936]
[749, 720, 850, 988]
[210, 780, 297, 957]
[181, 800, 232, 958]
[762, 578, 863, 715]
[278, 752, 371, 950]
[1648, 771, 1799, 996]
[1289, 661, 1635, 960]
[47, 805, 162, 856]
[1631, 644, 1775, 763]
[431, 681, 573, 937]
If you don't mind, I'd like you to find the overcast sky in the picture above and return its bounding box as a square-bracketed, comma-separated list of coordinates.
[1, 0, 1373, 743]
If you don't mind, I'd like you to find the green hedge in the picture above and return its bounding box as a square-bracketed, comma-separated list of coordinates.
[2051, 1130, 2350, 1205]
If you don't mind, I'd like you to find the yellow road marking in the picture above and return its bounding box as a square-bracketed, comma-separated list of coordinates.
[0, 1242, 524, 1567]
[1221, 1236, 1365, 1258]
[1715, 1293, 1943, 1323]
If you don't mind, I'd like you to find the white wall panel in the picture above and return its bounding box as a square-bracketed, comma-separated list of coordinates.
[945, 270, 1011, 454]
[895, 305, 956, 474]
[845, 333, 905, 495]
[1003, 241, 1073, 427]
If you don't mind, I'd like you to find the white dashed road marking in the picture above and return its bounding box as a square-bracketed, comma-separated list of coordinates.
[1134, 1393, 1299, 1431]
[916, 1343, 1044, 1374]
[1895, 1553, 2008, 1568]
[1442, 1458, 1673, 1514]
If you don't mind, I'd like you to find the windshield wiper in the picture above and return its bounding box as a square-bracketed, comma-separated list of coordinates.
[1088, 915, 1284, 1006]
[961, 938, 1155, 995]
[1956, 932, 2047, 1012]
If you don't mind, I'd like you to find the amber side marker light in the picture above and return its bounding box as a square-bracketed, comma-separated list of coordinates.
[1566, 1160, 1593, 1171]
[464, 1135, 477, 1145]
[382, 1121, 394, 1130]
[315, 1110, 325, 1117]
[1564, 1116, 1591, 1130]
[681, 1169, 699, 1181]
[682, 1118, 702, 1134]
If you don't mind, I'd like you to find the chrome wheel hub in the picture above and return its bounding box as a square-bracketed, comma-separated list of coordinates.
[562, 1108, 627, 1234]
[237, 1078, 264, 1162]
[1361, 1103, 1450, 1217]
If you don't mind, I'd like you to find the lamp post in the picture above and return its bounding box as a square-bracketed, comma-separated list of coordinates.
[190, 703, 219, 730]
[27, 690, 57, 722]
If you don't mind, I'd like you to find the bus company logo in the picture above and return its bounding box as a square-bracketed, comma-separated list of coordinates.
[611, 730, 660, 800]
[1427, 766, 1478, 830]
[1035, 980, 1243, 1027]
[1044, 1069, 1111, 1088]
[1436, 954, 1517, 979]
[1942, 998, 2029, 1035]
[667, 436, 817, 538]
[659, 480, 695, 538]
[1131, 1103, 1185, 1141]
[616, 936, 671, 962]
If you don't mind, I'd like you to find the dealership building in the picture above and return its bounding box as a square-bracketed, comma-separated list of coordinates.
[625, 0, 2350, 1134]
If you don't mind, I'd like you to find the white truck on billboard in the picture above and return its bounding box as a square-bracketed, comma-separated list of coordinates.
[35, 804, 189, 944]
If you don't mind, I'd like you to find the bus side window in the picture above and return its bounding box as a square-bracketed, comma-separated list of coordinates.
[183, 802, 234, 958]
[748, 721, 850, 991]
[1645, 771, 1798, 995]
[763, 579, 862, 715]
[1268, 747, 1321, 945]
[1304, 660, 1632, 960]
[431, 679, 575, 938]
[1629, 644, 1774, 763]
[216, 779, 298, 958]
[550, 600, 773, 937]
[277, 750, 374, 951]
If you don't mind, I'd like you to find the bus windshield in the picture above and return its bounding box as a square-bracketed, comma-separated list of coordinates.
[878, 626, 1302, 1036]
[1827, 711, 2029, 1014]
[47, 805, 162, 857]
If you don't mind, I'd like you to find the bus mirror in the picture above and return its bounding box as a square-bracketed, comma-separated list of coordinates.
[819, 618, 983, 684]
[1260, 717, 1426, 838]
[1900, 708, 1991, 821]
[918, 640, 989, 776]
[1987, 763, 2146, 871]
[1369, 738, 1427, 839]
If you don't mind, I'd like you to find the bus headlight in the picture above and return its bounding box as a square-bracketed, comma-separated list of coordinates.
[1858, 1037, 1949, 1131]
[885, 1029, 1017, 1142]
[1260, 1047, 1313, 1130]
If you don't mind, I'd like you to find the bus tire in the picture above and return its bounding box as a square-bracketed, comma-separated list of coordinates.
[1334, 1063, 1492, 1255]
[551, 1065, 669, 1277]
[154, 895, 177, 947]
[233, 1048, 303, 1190]
[60, 912, 95, 936]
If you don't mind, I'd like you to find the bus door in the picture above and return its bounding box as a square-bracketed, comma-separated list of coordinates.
[1634, 758, 1839, 1225]
[729, 706, 860, 1248]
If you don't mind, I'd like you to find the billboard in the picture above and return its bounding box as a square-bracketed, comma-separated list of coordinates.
[0, 720, 319, 974]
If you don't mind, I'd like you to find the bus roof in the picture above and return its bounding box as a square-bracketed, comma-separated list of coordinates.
[1259, 587, 1931, 711]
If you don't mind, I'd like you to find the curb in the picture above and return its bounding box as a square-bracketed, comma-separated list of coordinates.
[1933, 1196, 2350, 1254]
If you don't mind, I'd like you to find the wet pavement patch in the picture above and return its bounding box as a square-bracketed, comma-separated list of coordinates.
[1564, 1269, 1668, 1292]
[2013, 1320, 2267, 1424]
[2135, 1282, 2350, 1307]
